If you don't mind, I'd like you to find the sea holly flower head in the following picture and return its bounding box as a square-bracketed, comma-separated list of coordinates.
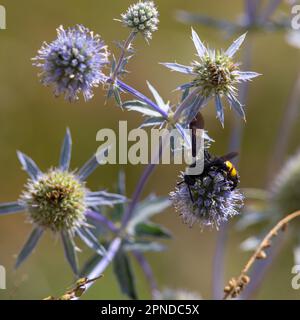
[163, 29, 261, 126]
[192, 52, 238, 97]
[0, 129, 127, 275]
[271, 150, 300, 216]
[21, 170, 87, 233]
[170, 166, 244, 229]
[120, 1, 159, 40]
[33, 25, 109, 102]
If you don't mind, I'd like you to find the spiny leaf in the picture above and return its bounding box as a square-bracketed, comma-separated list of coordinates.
[15, 228, 44, 268]
[60, 128, 72, 171]
[61, 231, 79, 276]
[0, 202, 26, 215]
[191, 28, 207, 57]
[127, 196, 170, 231]
[17, 151, 42, 181]
[113, 249, 137, 300]
[124, 241, 166, 252]
[225, 33, 247, 58]
[134, 222, 172, 239]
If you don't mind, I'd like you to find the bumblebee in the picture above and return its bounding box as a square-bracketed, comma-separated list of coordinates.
[180, 113, 239, 202]
[204, 151, 239, 188]
[178, 151, 240, 202]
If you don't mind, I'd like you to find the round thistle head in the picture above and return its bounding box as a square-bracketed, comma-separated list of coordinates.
[163, 31, 260, 126]
[170, 169, 243, 229]
[192, 52, 239, 97]
[121, 1, 159, 39]
[271, 150, 300, 215]
[33, 25, 109, 102]
[21, 170, 87, 232]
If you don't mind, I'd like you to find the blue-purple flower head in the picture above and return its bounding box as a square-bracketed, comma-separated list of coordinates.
[33, 25, 109, 102]
[0, 129, 126, 275]
[163, 29, 261, 127]
[170, 168, 244, 229]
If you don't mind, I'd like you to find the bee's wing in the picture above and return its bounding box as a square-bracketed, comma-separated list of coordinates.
[220, 152, 238, 161]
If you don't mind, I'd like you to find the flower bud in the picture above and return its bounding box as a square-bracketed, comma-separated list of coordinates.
[121, 1, 159, 39]
[271, 150, 300, 215]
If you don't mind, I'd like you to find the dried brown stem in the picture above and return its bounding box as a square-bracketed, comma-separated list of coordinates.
[44, 275, 103, 300]
[223, 210, 300, 300]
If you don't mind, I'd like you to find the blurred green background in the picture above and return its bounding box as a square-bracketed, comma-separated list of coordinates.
[0, 0, 299, 300]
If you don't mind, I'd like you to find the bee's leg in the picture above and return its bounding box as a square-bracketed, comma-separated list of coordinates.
[187, 185, 195, 203]
[176, 178, 195, 202]
[207, 173, 215, 180]
[204, 150, 211, 162]
[230, 179, 238, 191]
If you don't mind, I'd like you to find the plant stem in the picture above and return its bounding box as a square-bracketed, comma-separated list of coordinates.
[122, 130, 171, 227]
[240, 233, 286, 299]
[223, 210, 300, 300]
[122, 163, 157, 226]
[267, 71, 300, 184]
[244, 0, 259, 25]
[133, 251, 159, 299]
[105, 32, 167, 118]
[81, 237, 122, 294]
[110, 31, 137, 83]
[212, 225, 229, 299]
[116, 79, 168, 118]
[173, 88, 201, 122]
[259, 0, 282, 23]
[228, 38, 252, 155]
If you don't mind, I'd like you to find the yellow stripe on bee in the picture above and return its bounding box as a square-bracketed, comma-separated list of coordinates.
[225, 161, 237, 177]
[230, 167, 237, 177]
[225, 161, 233, 170]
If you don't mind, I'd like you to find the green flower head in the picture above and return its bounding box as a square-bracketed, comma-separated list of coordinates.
[120, 1, 159, 40]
